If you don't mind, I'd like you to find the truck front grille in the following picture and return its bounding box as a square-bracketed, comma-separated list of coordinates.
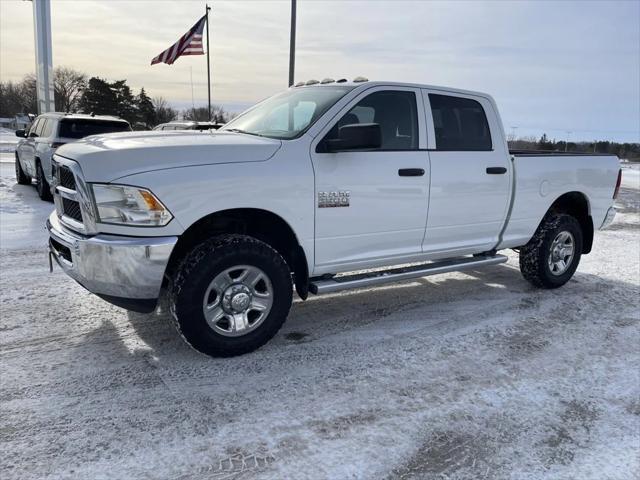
[58, 166, 76, 190]
[52, 156, 96, 234]
[61, 198, 83, 223]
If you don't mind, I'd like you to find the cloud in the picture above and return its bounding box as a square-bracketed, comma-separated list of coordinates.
[1, 0, 638, 140]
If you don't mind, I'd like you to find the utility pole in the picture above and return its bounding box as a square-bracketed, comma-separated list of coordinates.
[288, 0, 296, 87]
[565, 131, 572, 152]
[31, 0, 55, 113]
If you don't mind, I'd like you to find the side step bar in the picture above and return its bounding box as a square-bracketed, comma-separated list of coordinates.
[309, 254, 508, 295]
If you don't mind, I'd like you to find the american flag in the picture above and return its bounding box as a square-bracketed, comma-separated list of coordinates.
[151, 15, 206, 65]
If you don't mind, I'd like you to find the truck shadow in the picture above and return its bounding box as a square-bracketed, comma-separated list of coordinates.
[124, 261, 636, 363]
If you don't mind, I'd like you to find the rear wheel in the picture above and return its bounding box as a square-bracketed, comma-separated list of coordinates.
[519, 213, 583, 288]
[169, 234, 293, 357]
[15, 154, 30, 185]
[35, 161, 52, 201]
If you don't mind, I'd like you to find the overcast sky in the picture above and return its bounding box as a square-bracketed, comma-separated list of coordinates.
[1, 0, 638, 142]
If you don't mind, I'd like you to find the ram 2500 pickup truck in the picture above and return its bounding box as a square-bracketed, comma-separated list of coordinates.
[47, 79, 621, 357]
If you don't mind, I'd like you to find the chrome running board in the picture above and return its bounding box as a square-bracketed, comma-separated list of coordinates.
[309, 254, 508, 295]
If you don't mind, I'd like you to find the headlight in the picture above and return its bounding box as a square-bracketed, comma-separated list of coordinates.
[91, 184, 172, 226]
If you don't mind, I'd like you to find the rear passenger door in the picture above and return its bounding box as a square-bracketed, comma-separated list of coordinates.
[421, 91, 511, 255]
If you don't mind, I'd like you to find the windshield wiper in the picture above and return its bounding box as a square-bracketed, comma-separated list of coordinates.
[224, 128, 264, 137]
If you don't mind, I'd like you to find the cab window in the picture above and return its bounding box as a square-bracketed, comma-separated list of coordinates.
[429, 94, 492, 151]
[326, 90, 418, 151]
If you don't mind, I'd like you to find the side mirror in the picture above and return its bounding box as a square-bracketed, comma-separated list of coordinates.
[15, 129, 26, 138]
[325, 123, 382, 152]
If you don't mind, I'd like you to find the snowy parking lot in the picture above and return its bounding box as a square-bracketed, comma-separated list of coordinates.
[1, 152, 638, 479]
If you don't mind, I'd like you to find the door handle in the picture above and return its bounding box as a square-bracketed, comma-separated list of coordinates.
[398, 168, 425, 177]
[486, 167, 507, 174]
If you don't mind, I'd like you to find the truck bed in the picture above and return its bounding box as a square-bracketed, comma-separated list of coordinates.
[498, 152, 620, 250]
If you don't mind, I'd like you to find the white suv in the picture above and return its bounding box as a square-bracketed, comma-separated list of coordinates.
[15, 113, 131, 200]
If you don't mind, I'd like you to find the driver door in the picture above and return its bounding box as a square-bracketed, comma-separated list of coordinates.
[310, 87, 430, 273]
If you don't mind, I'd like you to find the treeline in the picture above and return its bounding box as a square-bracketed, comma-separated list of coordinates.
[509, 134, 638, 161]
[0, 67, 232, 128]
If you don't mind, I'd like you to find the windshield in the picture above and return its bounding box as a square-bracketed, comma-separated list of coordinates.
[58, 119, 131, 139]
[221, 86, 354, 139]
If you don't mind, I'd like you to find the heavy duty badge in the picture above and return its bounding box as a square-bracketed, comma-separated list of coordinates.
[318, 191, 350, 208]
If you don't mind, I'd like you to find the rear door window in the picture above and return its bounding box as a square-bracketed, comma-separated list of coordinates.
[429, 94, 492, 151]
[58, 120, 131, 139]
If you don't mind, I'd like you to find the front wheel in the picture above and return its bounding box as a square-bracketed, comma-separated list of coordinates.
[36, 162, 53, 201]
[15, 154, 31, 185]
[169, 234, 293, 357]
[519, 213, 583, 288]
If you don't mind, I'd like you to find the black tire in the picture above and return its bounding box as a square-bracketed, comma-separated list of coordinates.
[15, 154, 31, 185]
[169, 234, 293, 357]
[519, 213, 583, 288]
[35, 161, 53, 201]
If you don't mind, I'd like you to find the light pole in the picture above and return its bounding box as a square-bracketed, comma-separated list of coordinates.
[509, 126, 518, 143]
[31, 0, 55, 113]
[565, 131, 572, 152]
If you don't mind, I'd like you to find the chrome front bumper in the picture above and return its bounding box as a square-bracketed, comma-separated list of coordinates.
[47, 212, 177, 311]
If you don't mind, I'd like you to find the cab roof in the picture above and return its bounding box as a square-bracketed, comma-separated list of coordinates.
[292, 78, 493, 101]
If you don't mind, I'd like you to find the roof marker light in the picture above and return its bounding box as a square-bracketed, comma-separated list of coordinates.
[336, 78, 348, 83]
[294, 81, 305, 87]
[305, 79, 320, 85]
[320, 78, 335, 84]
[353, 76, 369, 83]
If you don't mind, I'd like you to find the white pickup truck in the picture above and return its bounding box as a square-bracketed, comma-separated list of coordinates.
[46, 79, 621, 357]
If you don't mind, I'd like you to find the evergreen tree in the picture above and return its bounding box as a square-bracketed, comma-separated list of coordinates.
[78, 77, 117, 116]
[136, 88, 155, 127]
[111, 80, 137, 123]
[537, 133, 554, 150]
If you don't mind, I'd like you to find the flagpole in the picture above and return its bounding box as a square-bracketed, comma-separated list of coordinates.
[206, 4, 212, 121]
[288, 0, 296, 87]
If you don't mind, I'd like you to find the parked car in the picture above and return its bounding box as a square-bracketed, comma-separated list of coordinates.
[152, 121, 223, 131]
[14, 113, 131, 200]
[46, 79, 621, 357]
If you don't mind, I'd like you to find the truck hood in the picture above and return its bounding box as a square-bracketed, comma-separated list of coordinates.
[54, 130, 282, 182]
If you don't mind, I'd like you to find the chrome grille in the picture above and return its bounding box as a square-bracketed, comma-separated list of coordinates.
[58, 166, 76, 190]
[52, 156, 96, 234]
[61, 198, 83, 222]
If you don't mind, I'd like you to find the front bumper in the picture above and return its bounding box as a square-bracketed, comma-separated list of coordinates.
[47, 212, 178, 312]
[600, 206, 617, 230]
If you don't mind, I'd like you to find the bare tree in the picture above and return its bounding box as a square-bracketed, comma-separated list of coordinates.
[54, 67, 87, 112]
[15, 74, 37, 114]
[182, 104, 229, 123]
[151, 96, 177, 125]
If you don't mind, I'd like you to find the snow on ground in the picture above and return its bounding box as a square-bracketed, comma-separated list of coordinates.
[0, 129, 20, 153]
[0, 154, 53, 250]
[622, 162, 640, 190]
[0, 159, 638, 480]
